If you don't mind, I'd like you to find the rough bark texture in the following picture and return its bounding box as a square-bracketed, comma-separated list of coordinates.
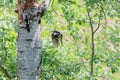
[17, 0, 50, 80]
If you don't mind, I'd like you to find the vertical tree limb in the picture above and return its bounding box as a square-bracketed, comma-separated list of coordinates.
[86, 9, 94, 80]
[86, 2, 102, 80]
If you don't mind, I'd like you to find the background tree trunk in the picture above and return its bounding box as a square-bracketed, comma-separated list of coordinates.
[17, 0, 50, 80]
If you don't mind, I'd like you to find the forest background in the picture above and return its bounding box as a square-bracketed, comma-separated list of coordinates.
[0, 0, 120, 80]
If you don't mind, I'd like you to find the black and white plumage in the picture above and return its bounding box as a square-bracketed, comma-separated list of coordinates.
[52, 31, 63, 47]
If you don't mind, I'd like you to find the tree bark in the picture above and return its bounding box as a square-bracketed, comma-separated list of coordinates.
[17, 0, 50, 80]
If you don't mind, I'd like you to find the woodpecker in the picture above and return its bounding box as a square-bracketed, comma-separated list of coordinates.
[52, 31, 63, 47]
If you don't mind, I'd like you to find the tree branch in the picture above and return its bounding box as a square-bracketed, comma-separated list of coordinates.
[93, 10, 102, 34]
[86, 10, 94, 33]
[98, 3, 107, 24]
[51, 0, 58, 15]
[86, 3, 95, 80]
[0, 62, 12, 80]
[71, 35, 89, 72]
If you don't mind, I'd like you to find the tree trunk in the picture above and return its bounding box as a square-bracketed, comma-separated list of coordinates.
[17, 0, 50, 80]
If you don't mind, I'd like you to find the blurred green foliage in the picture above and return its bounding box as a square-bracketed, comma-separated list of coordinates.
[0, 0, 120, 80]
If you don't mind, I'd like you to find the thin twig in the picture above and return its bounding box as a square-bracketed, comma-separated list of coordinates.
[99, 3, 107, 24]
[51, 0, 58, 15]
[71, 35, 89, 72]
[0, 62, 12, 80]
[86, 10, 94, 31]
[93, 10, 102, 34]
